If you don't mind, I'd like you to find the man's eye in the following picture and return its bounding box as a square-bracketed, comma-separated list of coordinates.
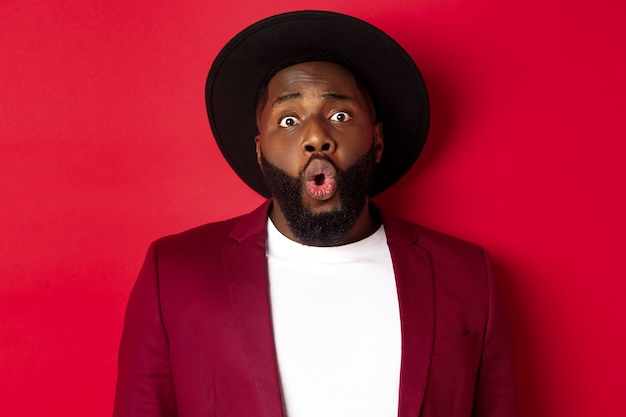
[278, 116, 300, 127]
[330, 112, 352, 122]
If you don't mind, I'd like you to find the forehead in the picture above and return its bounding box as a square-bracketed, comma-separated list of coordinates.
[267, 61, 361, 95]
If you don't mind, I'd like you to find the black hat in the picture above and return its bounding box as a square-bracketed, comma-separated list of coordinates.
[206, 10, 429, 197]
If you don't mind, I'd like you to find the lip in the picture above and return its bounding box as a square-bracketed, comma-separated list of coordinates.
[304, 158, 337, 200]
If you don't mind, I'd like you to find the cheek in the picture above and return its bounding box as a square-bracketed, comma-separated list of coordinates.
[259, 138, 303, 175]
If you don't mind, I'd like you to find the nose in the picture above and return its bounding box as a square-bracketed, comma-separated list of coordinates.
[301, 117, 336, 154]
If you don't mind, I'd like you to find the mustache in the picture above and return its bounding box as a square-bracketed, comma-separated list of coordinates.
[300, 154, 338, 178]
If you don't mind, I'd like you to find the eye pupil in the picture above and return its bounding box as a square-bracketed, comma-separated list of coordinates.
[279, 117, 298, 127]
[331, 112, 349, 122]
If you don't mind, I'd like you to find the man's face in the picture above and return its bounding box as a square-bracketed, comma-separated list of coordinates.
[255, 61, 383, 245]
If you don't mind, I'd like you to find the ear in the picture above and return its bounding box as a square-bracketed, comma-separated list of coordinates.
[254, 135, 263, 169]
[373, 122, 384, 163]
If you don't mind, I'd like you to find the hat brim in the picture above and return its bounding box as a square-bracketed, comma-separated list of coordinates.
[206, 10, 429, 197]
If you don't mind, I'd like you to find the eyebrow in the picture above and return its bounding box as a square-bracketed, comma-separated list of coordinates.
[271, 92, 354, 107]
[272, 93, 301, 106]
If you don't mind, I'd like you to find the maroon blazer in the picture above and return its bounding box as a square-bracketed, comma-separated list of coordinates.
[114, 201, 518, 417]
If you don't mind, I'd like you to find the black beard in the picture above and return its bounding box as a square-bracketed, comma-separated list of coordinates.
[260, 146, 377, 246]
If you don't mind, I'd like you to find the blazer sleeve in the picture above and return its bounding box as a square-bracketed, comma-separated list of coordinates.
[472, 249, 519, 417]
[113, 242, 178, 417]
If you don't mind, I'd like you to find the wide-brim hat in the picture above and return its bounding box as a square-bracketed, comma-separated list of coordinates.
[205, 10, 429, 197]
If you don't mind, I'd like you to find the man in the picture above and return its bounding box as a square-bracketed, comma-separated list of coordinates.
[113, 11, 518, 417]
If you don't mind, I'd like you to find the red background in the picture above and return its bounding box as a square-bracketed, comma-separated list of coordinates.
[1, 1, 624, 416]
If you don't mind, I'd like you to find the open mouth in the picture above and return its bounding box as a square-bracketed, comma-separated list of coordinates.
[304, 159, 337, 200]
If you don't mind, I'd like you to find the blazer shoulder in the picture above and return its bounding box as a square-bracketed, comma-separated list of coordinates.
[384, 214, 485, 257]
[151, 200, 270, 258]
[383, 213, 490, 285]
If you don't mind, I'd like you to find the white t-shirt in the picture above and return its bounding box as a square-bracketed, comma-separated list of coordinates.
[266, 219, 401, 417]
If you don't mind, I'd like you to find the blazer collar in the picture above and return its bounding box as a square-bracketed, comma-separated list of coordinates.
[228, 199, 272, 242]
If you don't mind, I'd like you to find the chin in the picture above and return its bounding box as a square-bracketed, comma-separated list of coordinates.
[302, 192, 342, 214]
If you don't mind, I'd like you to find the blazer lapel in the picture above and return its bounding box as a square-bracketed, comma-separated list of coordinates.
[222, 201, 285, 417]
[384, 216, 435, 417]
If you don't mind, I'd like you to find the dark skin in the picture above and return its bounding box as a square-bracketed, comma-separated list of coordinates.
[255, 61, 384, 245]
